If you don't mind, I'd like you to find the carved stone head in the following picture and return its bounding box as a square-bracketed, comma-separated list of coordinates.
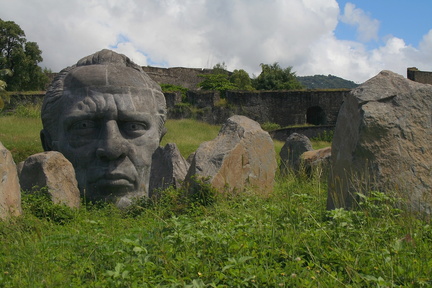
[41, 49, 167, 207]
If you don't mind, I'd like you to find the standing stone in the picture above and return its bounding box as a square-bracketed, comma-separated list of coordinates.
[19, 151, 80, 208]
[328, 70, 432, 213]
[301, 146, 332, 175]
[279, 133, 313, 174]
[0, 142, 22, 219]
[149, 143, 190, 197]
[186, 115, 277, 194]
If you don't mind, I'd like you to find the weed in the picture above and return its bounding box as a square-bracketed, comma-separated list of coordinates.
[13, 103, 42, 118]
[0, 112, 431, 287]
[312, 129, 334, 142]
[261, 121, 281, 131]
[21, 187, 76, 224]
[160, 83, 188, 100]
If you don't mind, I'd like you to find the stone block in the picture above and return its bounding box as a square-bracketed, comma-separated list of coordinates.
[149, 143, 190, 197]
[19, 151, 80, 208]
[0, 142, 22, 219]
[186, 115, 277, 194]
[328, 70, 432, 213]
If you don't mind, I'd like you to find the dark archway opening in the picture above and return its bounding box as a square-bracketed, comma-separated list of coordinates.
[306, 106, 326, 125]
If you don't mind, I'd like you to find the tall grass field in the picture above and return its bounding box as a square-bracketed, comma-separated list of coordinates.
[0, 107, 431, 287]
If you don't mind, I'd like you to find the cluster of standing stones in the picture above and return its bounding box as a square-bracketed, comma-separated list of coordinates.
[1, 50, 432, 219]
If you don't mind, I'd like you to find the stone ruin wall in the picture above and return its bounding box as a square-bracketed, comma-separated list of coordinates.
[142, 66, 215, 90]
[407, 67, 432, 85]
[142, 66, 348, 128]
[225, 90, 347, 127]
[164, 89, 347, 136]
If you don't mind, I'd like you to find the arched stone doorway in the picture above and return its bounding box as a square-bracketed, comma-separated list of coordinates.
[306, 106, 326, 125]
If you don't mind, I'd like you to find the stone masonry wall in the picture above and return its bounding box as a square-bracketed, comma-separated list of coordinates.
[225, 90, 348, 127]
[166, 89, 347, 127]
[407, 67, 432, 85]
[142, 66, 214, 90]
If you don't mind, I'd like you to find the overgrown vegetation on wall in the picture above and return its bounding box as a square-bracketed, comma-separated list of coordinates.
[197, 62, 304, 96]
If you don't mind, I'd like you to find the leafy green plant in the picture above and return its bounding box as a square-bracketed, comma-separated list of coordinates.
[312, 129, 334, 142]
[0, 19, 49, 91]
[197, 73, 237, 97]
[260, 121, 281, 131]
[253, 62, 304, 90]
[0, 111, 432, 287]
[21, 187, 76, 224]
[14, 103, 41, 118]
[160, 83, 188, 101]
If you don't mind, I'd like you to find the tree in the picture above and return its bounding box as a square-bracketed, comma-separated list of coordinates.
[0, 68, 11, 91]
[198, 63, 254, 95]
[0, 19, 48, 91]
[197, 63, 237, 97]
[0, 68, 12, 110]
[197, 73, 237, 97]
[253, 62, 304, 90]
[230, 69, 253, 91]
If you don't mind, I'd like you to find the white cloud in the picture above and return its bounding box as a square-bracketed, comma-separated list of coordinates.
[0, 0, 430, 83]
[339, 2, 380, 42]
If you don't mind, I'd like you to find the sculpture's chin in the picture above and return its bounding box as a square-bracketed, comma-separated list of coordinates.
[115, 196, 134, 209]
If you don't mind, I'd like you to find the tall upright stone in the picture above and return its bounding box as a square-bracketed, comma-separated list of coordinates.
[0, 142, 22, 219]
[186, 115, 277, 194]
[149, 143, 190, 197]
[279, 133, 313, 174]
[328, 70, 432, 213]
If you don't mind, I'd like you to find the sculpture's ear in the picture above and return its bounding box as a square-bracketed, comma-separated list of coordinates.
[159, 127, 167, 143]
[40, 129, 53, 151]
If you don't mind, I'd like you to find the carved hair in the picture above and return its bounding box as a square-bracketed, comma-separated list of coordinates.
[41, 49, 167, 140]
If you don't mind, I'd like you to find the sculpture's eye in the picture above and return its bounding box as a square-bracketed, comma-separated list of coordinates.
[72, 120, 95, 129]
[121, 121, 149, 136]
[69, 120, 97, 136]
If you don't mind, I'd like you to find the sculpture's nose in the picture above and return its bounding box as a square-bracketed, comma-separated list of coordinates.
[96, 120, 127, 161]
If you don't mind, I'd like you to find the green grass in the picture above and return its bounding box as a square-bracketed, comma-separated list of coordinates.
[161, 119, 221, 158]
[0, 113, 430, 287]
[0, 116, 44, 163]
[1, 175, 431, 287]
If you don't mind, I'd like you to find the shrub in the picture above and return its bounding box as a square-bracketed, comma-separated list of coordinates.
[14, 103, 41, 118]
[312, 130, 334, 142]
[160, 83, 188, 101]
[260, 122, 281, 131]
[124, 177, 217, 218]
[21, 187, 76, 224]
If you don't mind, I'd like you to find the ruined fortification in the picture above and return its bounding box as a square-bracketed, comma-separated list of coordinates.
[142, 66, 215, 90]
[18, 67, 432, 141]
[407, 67, 432, 85]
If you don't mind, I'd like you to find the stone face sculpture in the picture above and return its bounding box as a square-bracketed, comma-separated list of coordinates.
[327, 70, 432, 213]
[40, 49, 167, 207]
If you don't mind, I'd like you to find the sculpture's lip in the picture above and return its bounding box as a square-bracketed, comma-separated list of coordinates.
[90, 173, 135, 188]
[104, 173, 134, 182]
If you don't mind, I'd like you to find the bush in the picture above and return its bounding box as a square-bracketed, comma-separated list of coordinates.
[124, 177, 217, 218]
[260, 122, 281, 131]
[312, 130, 334, 142]
[160, 83, 188, 101]
[14, 103, 41, 118]
[21, 187, 76, 224]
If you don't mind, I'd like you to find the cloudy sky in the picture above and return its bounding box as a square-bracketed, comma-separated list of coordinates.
[1, 0, 431, 83]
